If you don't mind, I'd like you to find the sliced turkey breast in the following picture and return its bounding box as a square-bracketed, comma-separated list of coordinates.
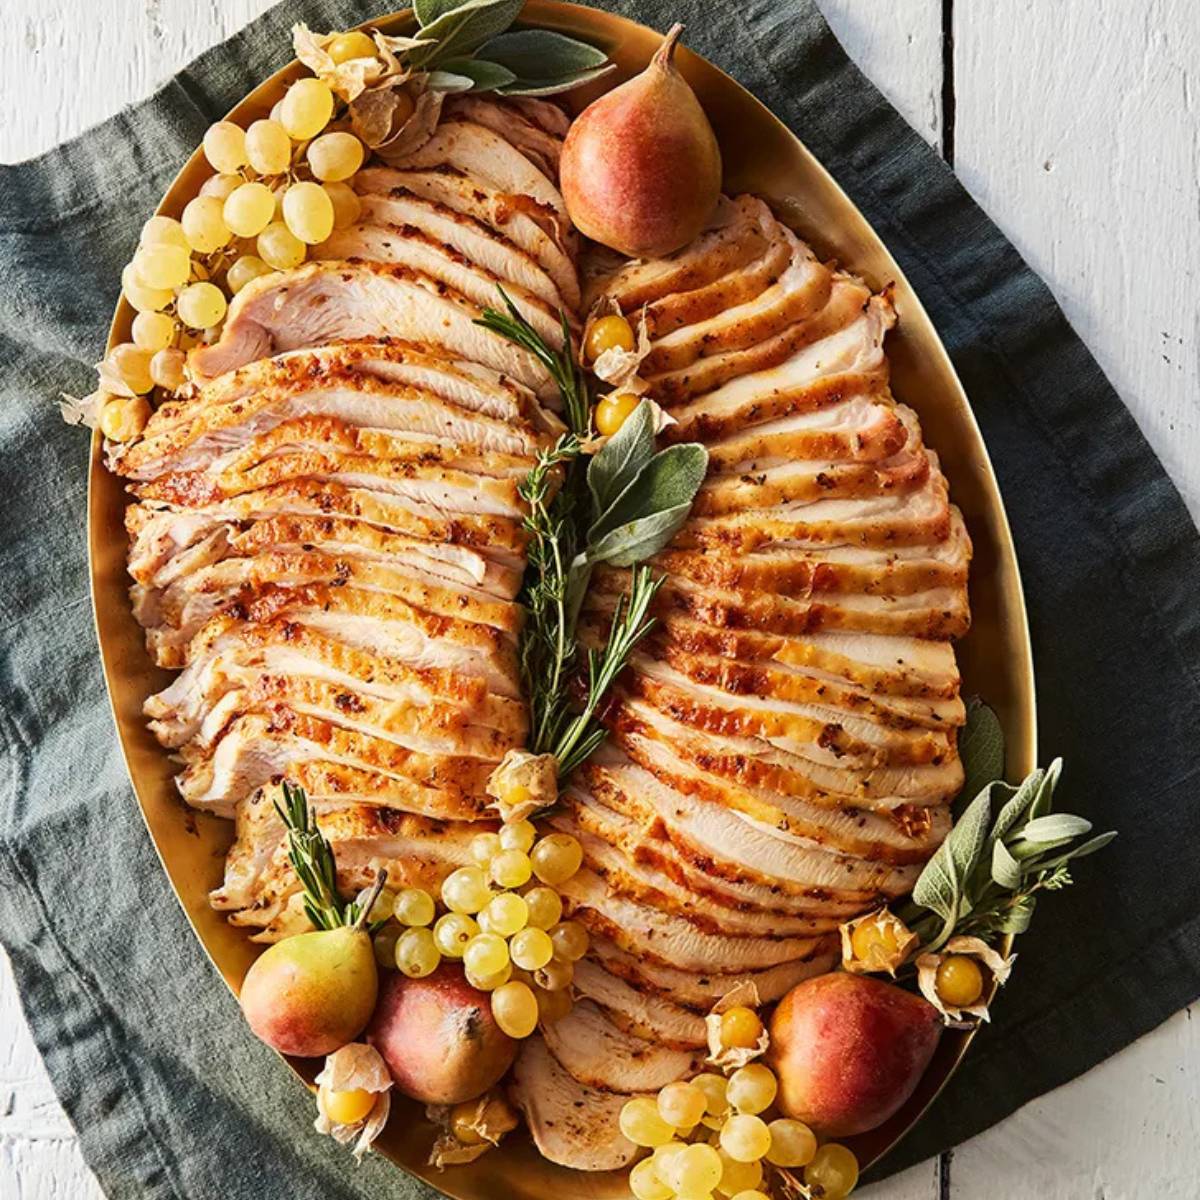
[541, 1001, 701, 1093]
[509, 1036, 641, 1171]
[189, 261, 554, 397]
[354, 167, 580, 308]
[444, 95, 564, 180]
[590, 937, 839, 1012]
[572, 959, 708, 1049]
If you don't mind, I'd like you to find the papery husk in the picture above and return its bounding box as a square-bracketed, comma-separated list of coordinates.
[585, 297, 652, 392]
[60, 389, 107, 429]
[916, 936, 1015, 1028]
[426, 1093, 520, 1169]
[486, 748, 558, 822]
[839, 907, 919, 977]
[313, 1043, 393, 1160]
[292, 22, 428, 102]
[704, 983, 769, 1070]
[363, 75, 445, 155]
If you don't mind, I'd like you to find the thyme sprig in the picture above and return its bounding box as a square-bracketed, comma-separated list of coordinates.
[275, 781, 386, 932]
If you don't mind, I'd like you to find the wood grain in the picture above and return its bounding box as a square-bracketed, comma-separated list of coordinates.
[1, 0, 1195, 1197]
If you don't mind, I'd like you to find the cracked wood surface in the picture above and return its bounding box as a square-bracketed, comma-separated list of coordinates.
[1, 1, 1196, 1196]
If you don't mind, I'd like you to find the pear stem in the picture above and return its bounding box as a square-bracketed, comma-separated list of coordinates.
[352, 868, 389, 932]
[654, 22, 684, 69]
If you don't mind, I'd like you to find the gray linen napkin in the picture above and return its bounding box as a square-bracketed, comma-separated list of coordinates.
[3, 1, 1199, 1197]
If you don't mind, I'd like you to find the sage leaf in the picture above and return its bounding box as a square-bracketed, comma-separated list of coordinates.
[589, 443, 708, 544]
[413, 0, 525, 65]
[477, 28, 608, 76]
[956, 697, 1005, 806]
[913, 784, 991, 922]
[1031, 830, 1118, 874]
[563, 555, 593, 640]
[912, 849, 960, 923]
[990, 769, 1045, 843]
[586, 502, 693, 568]
[500, 64, 617, 96]
[426, 69, 477, 93]
[435, 56, 517, 90]
[1021, 813, 1093, 843]
[1028, 757, 1063, 820]
[414, 0, 476, 27]
[994, 895, 1036, 935]
[588, 398, 656, 520]
[991, 838, 1023, 889]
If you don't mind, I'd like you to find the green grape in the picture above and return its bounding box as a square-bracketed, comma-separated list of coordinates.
[719, 1115, 771, 1164]
[393, 887, 435, 927]
[139, 215, 189, 250]
[491, 980, 538, 1038]
[523, 886, 563, 930]
[395, 927, 440, 978]
[716, 1147, 762, 1196]
[549, 920, 589, 962]
[244, 118, 293, 175]
[131, 311, 177, 353]
[530, 833, 583, 885]
[675, 1144, 723, 1194]
[804, 1144, 858, 1199]
[282, 181, 335, 245]
[764, 1119, 817, 1169]
[463, 933, 510, 978]
[726, 1064, 777, 1115]
[480, 892, 528, 937]
[619, 1098, 675, 1148]
[133, 242, 191, 290]
[181, 195, 232, 254]
[657, 1081, 706, 1129]
[441, 866, 491, 915]
[226, 255, 273, 295]
[490, 849, 532, 889]
[432, 912, 478, 958]
[324, 180, 362, 229]
[355, 885, 395, 923]
[256, 221, 306, 270]
[149, 348, 187, 391]
[469, 831, 502, 868]
[176, 282, 227, 330]
[499, 819, 536, 852]
[199, 173, 242, 202]
[629, 1158, 673, 1200]
[109, 343, 154, 394]
[307, 131, 365, 182]
[203, 121, 247, 173]
[121, 263, 172, 313]
[279, 77, 334, 140]
[509, 927, 553, 971]
[223, 182, 276, 238]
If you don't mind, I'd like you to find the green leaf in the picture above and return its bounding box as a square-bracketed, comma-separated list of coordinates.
[589, 443, 709, 544]
[990, 769, 1045, 843]
[914, 785, 992, 923]
[436, 56, 518, 90]
[500, 64, 617, 97]
[477, 28, 608, 76]
[1032, 830, 1118, 874]
[1028, 757, 1064, 819]
[414, 0, 476, 26]
[586, 502, 694, 568]
[563, 555, 593, 639]
[426, 69, 477, 93]
[588, 399, 656, 520]
[994, 895, 1037, 935]
[955, 697, 1005, 806]
[413, 0, 525, 65]
[1021, 812, 1093, 843]
[991, 838, 1023, 889]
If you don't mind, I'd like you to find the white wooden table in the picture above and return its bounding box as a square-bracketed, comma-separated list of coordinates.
[2, 2, 1197, 1196]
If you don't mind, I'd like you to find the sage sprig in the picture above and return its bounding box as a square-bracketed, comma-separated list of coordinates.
[410, 0, 613, 96]
[903, 704, 1116, 952]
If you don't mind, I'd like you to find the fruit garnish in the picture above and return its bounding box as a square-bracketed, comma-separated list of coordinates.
[425, 1090, 519, 1169]
[804, 1142, 860, 1198]
[236, 783, 388, 1057]
[915, 935, 1014, 1026]
[705, 994, 769, 1070]
[560, 23, 722, 258]
[313, 1042, 392, 1160]
[839, 907, 919, 977]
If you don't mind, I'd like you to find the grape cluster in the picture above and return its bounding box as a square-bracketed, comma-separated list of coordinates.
[369, 821, 589, 1040]
[101, 37, 376, 441]
[621, 1060, 859, 1200]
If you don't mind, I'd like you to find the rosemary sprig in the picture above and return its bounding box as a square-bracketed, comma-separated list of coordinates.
[553, 564, 663, 775]
[475, 288, 591, 435]
[275, 781, 386, 932]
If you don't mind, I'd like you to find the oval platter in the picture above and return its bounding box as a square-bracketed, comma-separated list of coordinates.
[87, 3, 1037, 1195]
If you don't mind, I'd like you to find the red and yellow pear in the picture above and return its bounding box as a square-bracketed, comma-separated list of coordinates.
[560, 23, 722, 258]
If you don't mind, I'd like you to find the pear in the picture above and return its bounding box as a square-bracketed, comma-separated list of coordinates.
[561, 23, 722, 259]
[240, 921, 379, 1058]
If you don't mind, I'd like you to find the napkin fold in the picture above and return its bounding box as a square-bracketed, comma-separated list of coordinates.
[2, 1, 1199, 1196]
